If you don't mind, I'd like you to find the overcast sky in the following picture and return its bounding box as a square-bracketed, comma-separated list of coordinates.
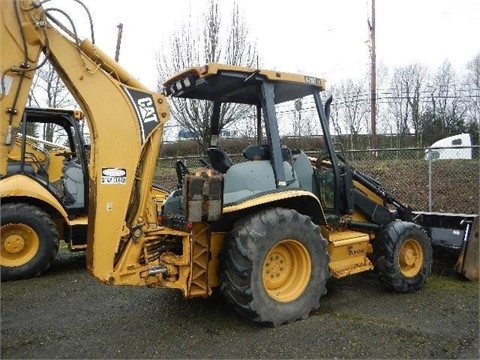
[48, 0, 480, 90]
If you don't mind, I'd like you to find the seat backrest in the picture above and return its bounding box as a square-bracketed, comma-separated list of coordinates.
[6, 162, 36, 175]
[62, 161, 85, 208]
[292, 151, 316, 193]
[243, 144, 291, 162]
[206, 147, 233, 174]
[243, 144, 269, 160]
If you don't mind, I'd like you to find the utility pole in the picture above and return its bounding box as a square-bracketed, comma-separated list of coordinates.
[368, 0, 377, 150]
[115, 23, 123, 62]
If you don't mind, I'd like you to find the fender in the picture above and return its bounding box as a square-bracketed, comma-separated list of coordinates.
[0, 175, 68, 220]
[223, 189, 323, 224]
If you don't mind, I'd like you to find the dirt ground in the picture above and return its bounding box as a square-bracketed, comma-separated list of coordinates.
[1, 249, 479, 359]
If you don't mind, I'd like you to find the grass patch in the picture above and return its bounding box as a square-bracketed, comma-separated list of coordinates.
[427, 274, 479, 292]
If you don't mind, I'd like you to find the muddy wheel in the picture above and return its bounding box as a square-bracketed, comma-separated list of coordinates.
[373, 221, 432, 292]
[1, 203, 59, 281]
[219, 207, 330, 326]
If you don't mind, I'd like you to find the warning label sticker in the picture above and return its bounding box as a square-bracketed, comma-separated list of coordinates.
[101, 168, 127, 185]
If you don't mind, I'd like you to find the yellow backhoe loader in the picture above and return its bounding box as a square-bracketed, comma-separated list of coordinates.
[0, 2, 168, 281]
[1, 106, 168, 281]
[1, 107, 90, 280]
[1, 0, 477, 326]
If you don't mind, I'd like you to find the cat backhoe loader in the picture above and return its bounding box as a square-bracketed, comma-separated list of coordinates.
[1, 106, 167, 281]
[1, 0, 169, 281]
[1, 0, 476, 326]
[1, 107, 90, 280]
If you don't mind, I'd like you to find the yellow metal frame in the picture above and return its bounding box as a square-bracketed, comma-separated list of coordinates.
[1, 175, 67, 218]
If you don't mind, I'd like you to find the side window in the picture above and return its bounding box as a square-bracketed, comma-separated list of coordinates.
[430, 151, 440, 160]
[425, 150, 440, 160]
[452, 138, 462, 146]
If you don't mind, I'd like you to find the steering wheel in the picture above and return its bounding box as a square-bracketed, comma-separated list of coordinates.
[316, 149, 348, 170]
[55, 151, 76, 161]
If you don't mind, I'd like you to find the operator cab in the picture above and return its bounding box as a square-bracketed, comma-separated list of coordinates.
[161, 63, 351, 227]
[7, 107, 90, 213]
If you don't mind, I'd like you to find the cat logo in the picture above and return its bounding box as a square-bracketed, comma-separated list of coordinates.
[123, 87, 160, 143]
[137, 97, 158, 124]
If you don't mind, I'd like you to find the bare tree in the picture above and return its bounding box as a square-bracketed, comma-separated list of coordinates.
[389, 64, 427, 146]
[419, 60, 473, 145]
[28, 58, 77, 143]
[374, 61, 391, 135]
[330, 79, 369, 149]
[156, 1, 258, 151]
[29, 61, 74, 109]
[464, 52, 480, 143]
[433, 61, 466, 133]
[328, 88, 343, 138]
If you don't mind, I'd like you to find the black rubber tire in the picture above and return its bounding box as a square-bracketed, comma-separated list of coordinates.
[219, 207, 330, 326]
[373, 221, 432, 292]
[1, 203, 59, 281]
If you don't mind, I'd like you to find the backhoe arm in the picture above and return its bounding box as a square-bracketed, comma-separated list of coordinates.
[0, 0, 43, 171]
[1, 0, 170, 282]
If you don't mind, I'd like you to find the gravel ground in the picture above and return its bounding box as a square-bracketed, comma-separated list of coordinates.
[1, 249, 479, 359]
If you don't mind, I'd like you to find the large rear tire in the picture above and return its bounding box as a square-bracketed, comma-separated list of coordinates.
[219, 207, 330, 326]
[373, 221, 432, 292]
[1, 203, 59, 281]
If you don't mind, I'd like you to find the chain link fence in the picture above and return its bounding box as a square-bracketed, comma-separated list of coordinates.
[157, 145, 479, 215]
[325, 146, 479, 214]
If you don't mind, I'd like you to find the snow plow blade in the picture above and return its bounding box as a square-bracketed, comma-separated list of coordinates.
[413, 212, 479, 281]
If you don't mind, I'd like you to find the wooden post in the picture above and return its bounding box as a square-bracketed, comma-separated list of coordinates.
[369, 0, 377, 150]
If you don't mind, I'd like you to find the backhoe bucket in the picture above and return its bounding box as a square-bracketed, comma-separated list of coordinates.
[413, 212, 479, 280]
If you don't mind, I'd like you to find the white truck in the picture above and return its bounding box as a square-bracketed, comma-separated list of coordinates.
[425, 133, 472, 160]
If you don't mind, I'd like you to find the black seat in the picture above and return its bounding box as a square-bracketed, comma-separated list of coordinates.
[206, 147, 233, 174]
[243, 144, 269, 160]
[243, 144, 291, 162]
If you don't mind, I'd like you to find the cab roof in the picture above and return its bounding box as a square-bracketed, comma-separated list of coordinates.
[163, 63, 326, 105]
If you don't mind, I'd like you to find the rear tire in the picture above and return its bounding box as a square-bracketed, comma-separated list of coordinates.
[219, 207, 330, 326]
[373, 221, 432, 292]
[1, 203, 59, 281]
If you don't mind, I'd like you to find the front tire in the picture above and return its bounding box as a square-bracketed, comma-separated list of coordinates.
[219, 208, 330, 326]
[373, 221, 432, 292]
[1, 203, 59, 281]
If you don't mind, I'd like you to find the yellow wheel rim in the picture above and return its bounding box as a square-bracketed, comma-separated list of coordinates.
[1, 223, 40, 267]
[262, 239, 311, 302]
[398, 238, 423, 277]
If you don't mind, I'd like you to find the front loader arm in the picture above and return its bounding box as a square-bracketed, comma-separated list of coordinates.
[352, 168, 414, 222]
[1, 0, 170, 282]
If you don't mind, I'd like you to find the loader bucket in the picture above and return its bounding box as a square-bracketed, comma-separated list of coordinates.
[412, 212, 479, 280]
[454, 216, 479, 281]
